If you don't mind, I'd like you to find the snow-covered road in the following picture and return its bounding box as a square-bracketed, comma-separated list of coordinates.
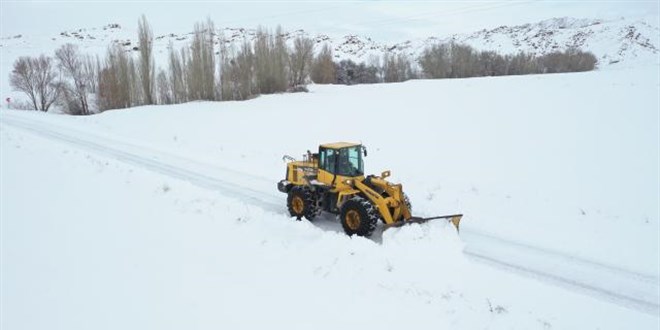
[3, 111, 657, 316]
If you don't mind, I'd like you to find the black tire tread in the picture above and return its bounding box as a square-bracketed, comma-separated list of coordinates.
[287, 186, 320, 221]
[339, 196, 379, 237]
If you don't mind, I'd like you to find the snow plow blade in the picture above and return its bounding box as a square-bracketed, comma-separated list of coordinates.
[384, 214, 463, 233]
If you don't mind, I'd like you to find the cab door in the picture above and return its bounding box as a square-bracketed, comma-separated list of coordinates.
[317, 147, 337, 186]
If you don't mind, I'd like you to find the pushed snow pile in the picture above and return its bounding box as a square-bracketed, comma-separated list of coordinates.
[382, 220, 465, 265]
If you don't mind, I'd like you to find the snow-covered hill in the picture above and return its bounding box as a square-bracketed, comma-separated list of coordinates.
[2, 15, 658, 102]
[422, 17, 658, 65]
[318, 17, 659, 66]
[1, 16, 658, 67]
[2, 63, 658, 328]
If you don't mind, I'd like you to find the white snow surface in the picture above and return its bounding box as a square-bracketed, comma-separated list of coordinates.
[1, 64, 659, 328]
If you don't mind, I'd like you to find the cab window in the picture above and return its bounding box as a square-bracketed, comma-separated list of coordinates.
[320, 148, 336, 173]
[336, 146, 363, 176]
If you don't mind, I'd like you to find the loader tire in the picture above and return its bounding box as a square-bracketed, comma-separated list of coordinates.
[287, 186, 319, 221]
[339, 196, 379, 237]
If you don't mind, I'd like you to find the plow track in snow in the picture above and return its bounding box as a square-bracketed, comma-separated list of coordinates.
[1, 113, 658, 316]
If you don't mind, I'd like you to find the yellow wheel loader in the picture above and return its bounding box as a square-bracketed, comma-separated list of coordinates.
[277, 142, 462, 237]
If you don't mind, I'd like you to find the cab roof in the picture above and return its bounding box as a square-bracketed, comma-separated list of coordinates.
[320, 142, 361, 149]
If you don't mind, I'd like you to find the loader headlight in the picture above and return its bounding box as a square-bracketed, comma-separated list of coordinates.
[343, 179, 353, 185]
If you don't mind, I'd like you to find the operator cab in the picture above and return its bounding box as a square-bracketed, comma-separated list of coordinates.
[318, 142, 366, 179]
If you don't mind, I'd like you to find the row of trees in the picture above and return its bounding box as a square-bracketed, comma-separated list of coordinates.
[332, 54, 417, 85]
[9, 16, 598, 114]
[418, 43, 597, 79]
[307, 43, 595, 86]
[315, 44, 596, 85]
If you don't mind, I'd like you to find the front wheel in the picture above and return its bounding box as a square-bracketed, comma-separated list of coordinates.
[339, 196, 379, 237]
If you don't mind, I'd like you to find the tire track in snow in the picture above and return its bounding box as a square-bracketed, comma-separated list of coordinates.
[0, 115, 284, 214]
[462, 231, 659, 315]
[2, 114, 658, 316]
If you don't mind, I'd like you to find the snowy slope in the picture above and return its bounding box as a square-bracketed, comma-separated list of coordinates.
[2, 16, 657, 64]
[2, 62, 658, 328]
[1, 16, 659, 100]
[412, 17, 659, 66]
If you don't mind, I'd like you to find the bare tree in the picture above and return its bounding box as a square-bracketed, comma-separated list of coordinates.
[478, 51, 507, 76]
[419, 43, 451, 78]
[138, 14, 155, 105]
[383, 53, 414, 82]
[98, 49, 120, 111]
[187, 18, 216, 101]
[366, 55, 383, 82]
[57, 83, 84, 115]
[216, 30, 227, 100]
[334, 59, 379, 85]
[507, 52, 539, 75]
[80, 54, 99, 93]
[9, 55, 60, 111]
[128, 55, 141, 105]
[55, 44, 91, 115]
[539, 48, 597, 73]
[448, 43, 479, 78]
[156, 68, 172, 104]
[273, 26, 289, 91]
[167, 42, 187, 104]
[222, 41, 255, 100]
[219, 39, 236, 100]
[98, 44, 135, 111]
[253, 26, 270, 93]
[311, 44, 335, 84]
[59, 54, 99, 114]
[254, 26, 288, 94]
[288, 36, 314, 87]
[382, 53, 396, 82]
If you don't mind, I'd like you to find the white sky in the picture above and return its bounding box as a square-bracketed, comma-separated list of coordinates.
[1, 1, 658, 42]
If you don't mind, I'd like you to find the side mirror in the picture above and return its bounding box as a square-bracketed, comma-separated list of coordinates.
[381, 170, 390, 178]
[362, 145, 368, 157]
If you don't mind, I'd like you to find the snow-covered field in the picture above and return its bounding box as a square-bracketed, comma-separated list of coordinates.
[1, 62, 658, 328]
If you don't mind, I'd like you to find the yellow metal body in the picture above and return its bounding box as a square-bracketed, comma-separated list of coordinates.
[354, 176, 412, 224]
[320, 142, 359, 149]
[284, 142, 414, 225]
[285, 160, 318, 185]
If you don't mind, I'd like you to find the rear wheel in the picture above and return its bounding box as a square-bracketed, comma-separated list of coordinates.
[287, 186, 319, 221]
[339, 196, 379, 237]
